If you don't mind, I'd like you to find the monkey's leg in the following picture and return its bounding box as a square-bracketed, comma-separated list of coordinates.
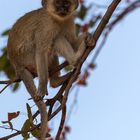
[49, 55, 71, 88]
[18, 68, 48, 140]
[36, 51, 49, 96]
[17, 68, 37, 99]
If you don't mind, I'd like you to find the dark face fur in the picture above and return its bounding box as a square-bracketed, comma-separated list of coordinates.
[43, 0, 79, 19]
[54, 0, 76, 17]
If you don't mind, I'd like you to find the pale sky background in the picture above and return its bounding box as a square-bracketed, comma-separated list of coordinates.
[0, 0, 140, 140]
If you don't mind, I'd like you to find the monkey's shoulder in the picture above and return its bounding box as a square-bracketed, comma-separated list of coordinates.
[10, 9, 42, 33]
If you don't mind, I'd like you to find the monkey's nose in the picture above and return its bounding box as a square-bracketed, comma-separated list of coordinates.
[60, 8, 65, 12]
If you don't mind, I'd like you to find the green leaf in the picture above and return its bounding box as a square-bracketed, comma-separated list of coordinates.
[77, 5, 87, 20]
[1, 29, 10, 36]
[0, 46, 20, 92]
[12, 83, 20, 91]
[26, 103, 33, 123]
[31, 126, 41, 139]
[21, 119, 30, 140]
[31, 125, 51, 139]
[0, 47, 16, 79]
[64, 65, 73, 72]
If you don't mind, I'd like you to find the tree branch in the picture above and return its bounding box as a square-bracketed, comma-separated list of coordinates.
[0, 0, 122, 139]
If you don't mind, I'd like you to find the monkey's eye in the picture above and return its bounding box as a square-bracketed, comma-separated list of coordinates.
[64, 2, 71, 7]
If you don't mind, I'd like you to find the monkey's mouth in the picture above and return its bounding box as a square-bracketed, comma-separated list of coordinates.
[58, 12, 68, 17]
[57, 8, 70, 17]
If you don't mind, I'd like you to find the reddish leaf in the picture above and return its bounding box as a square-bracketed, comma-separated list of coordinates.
[8, 111, 20, 121]
[77, 79, 87, 86]
[83, 71, 90, 80]
[88, 63, 96, 69]
[81, 24, 89, 32]
[64, 126, 71, 133]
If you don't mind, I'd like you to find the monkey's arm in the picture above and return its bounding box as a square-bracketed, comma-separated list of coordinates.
[55, 36, 85, 66]
[67, 32, 87, 52]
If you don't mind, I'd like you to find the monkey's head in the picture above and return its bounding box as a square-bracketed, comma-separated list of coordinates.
[42, 0, 79, 20]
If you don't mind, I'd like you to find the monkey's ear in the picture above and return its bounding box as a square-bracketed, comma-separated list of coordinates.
[42, 0, 47, 7]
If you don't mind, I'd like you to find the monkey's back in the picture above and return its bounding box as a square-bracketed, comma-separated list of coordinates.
[7, 8, 46, 74]
[8, 9, 41, 57]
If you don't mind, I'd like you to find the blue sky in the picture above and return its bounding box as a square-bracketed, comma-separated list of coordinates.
[0, 0, 140, 140]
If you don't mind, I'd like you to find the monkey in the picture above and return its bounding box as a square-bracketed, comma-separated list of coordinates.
[7, 0, 94, 98]
[7, 0, 95, 139]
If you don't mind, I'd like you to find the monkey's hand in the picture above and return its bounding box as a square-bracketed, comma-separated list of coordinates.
[85, 33, 95, 47]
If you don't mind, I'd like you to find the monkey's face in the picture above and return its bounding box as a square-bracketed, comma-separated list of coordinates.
[44, 0, 79, 20]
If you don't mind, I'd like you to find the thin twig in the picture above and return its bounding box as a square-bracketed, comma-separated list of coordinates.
[0, 84, 10, 94]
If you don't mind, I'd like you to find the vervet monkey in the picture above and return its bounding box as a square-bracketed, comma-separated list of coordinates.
[7, 0, 94, 98]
